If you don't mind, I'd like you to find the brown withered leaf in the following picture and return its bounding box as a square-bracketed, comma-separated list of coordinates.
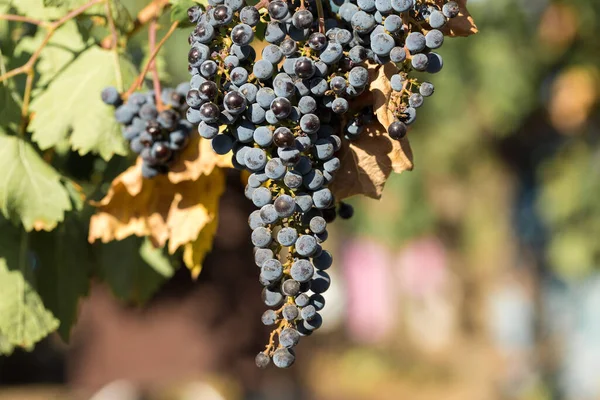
[168, 134, 232, 184]
[437, 0, 478, 37]
[330, 122, 412, 200]
[331, 62, 413, 200]
[88, 161, 225, 255]
[370, 62, 414, 174]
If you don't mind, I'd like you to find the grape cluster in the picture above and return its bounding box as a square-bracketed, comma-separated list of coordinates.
[101, 84, 193, 178]
[334, 0, 461, 136]
[184, 0, 460, 368]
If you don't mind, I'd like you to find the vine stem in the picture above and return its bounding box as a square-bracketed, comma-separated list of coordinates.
[0, 14, 47, 26]
[148, 19, 164, 111]
[100, 0, 171, 49]
[315, 0, 325, 33]
[123, 20, 179, 99]
[254, 0, 270, 10]
[0, 0, 104, 134]
[104, 0, 123, 92]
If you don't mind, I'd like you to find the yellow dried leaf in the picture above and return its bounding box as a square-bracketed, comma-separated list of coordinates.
[437, 0, 478, 37]
[330, 121, 413, 200]
[88, 161, 225, 255]
[168, 134, 232, 184]
[183, 216, 219, 280]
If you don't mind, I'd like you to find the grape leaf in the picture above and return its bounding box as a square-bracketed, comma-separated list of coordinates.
[0, 135, 72, 231]
[30, 215, 91, 341]
[88, 137, 227, 256]
[183, 215, 218, 279]
[0, 50, 21, 134]
[330, 63, 413, 200]
[0, 333, 14, 356]
[14, 21, 90, 90]
[96, 236, 174, 304]
[4, 0, 64, 19]
[330, 122, 412, 200]
[29, 47, 138, 160]
[435, 0, 478, 37]
[0, 259, 59, 351]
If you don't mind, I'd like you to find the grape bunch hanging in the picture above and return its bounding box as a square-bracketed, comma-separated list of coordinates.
[101, 84, 193, 178]
[183, 0, 462, 368]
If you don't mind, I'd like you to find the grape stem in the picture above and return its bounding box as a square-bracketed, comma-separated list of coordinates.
[123, 20, 179, 100]
[315, 0, 325, 33]
[104, 0, 123, 92]
[0, 0, 104, 134]
[148, 18, 165, 111]
[0, 14, 47, 26]
[100, 0, 171, 49]
[254, 0, 270, 10]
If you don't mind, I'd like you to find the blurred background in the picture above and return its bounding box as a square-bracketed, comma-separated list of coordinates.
[2, 0, 600, 399]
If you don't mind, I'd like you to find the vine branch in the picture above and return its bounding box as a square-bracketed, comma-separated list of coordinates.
[148, 18, 164, 111]
[124, 20, 179, 99]
[104, 0, 123, 92]
[315, 0, 325, 33]
[0, 14, 47, 26]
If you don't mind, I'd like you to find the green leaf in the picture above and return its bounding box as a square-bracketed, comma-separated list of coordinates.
[0, 259, 59, 351]
[30, 215, 91, 341]
[170, 0, 203, 27]
[7, 0, 133, 33]
[0, 135, 72, 231]
[15, 21, 91, 91]
[29, 46, 138, 160]
[3, 0, 65, 20]
[0, 333, 15, 355]
[97, 237, 175, 304]
[0, 50, 22, 134]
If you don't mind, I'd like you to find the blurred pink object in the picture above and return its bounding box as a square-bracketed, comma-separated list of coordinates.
[342, 239, 395, 343]
[396, 237, 448, 298]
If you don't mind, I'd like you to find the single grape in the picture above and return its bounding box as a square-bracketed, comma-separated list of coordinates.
[443, 1, 460, 18]
[282, 304, 299, 320]
[282, 280, 301, 296]
[296, 235, 318, 257]
[426, 52, 444, 73]
[426, 29, 444, 49]
[406, 32, 426, 53]
[388, 121, 407, 139]
[212, 134, 234, 155]
[230, 67, 249, 86]
[240, 6, 260, 25]
[252, 226, 273, 248]
[253, 126, 273, 147]
[308, 32, 327, 50]
[262, 44, 284, 64]
[295, 293, 310, 307]
[277, 227, 299, 246]
[261, 259, 283, 282]
[101, 87, 121, 106]
[420, 82, 435, 97]
[260, 204, 279, 224]
[265, 157, 286, 180]
[273, 348, 295, 368]
[262, 287, 284, 307]
[391, 0, 412, 12]
[390, 47, 407, 63]
[311, 270, 331, 293]
[313, 188, 333, 209]
[274, 194, 296, 218]
[255, 248, 274, 267]
[257, 87, 277, 109]
[409, 93, 424, 108]
[411, 53, 429, 71]
[370, 32, 395, 56]
[254, 59, 275, 80]
[290, 259, 314, 283]
[313, 250, 333, 270]
[261, 309, 278, 325]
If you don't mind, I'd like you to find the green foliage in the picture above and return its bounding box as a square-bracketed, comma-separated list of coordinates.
[0, 135, 72, 231]
[0, 259, 60, 354]
[29, 47, 137, 160]
[97, 237, 175, 304]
